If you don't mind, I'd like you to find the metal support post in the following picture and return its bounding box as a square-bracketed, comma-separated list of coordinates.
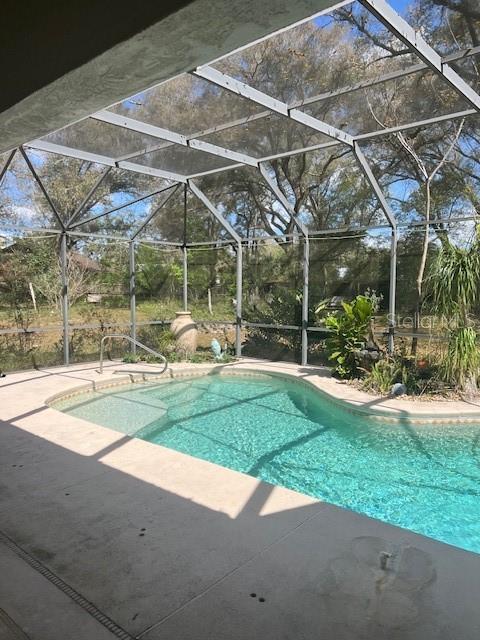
[129, 241, 136, 354]
[187, 179, 243, 357]
[235, 242, 243, 358]
[302, 237, 309, 366]
[352, 143, 397, 353]
[60, 233, 69, 365]
[258, 163, 310, 365]
[182, 184, 188, 312]
[388, 227, 397, 354]
[183, 246, 188, 312]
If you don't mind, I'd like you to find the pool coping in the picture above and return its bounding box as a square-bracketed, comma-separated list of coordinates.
[2, 359, 480, 639]
[45, 360, 480, 425]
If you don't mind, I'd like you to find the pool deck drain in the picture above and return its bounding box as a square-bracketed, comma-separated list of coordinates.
[0, 530, 134, 640]
[1, 360, 480, 639]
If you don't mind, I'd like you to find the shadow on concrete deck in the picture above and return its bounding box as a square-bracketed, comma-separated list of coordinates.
[1, 411, 480, 640]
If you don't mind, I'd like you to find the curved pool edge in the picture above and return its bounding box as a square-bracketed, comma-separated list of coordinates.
[46, 362, 480, 425]
[4, 361, 480, 639]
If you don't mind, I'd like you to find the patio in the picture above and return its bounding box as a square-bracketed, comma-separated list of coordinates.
[1, 1, 480, 638]
[1, 361, 480, 639]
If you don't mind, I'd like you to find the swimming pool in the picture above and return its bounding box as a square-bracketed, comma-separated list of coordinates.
[53, 373, 480, 554]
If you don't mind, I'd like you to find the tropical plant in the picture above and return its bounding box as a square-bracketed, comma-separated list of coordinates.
[427, 228, 480, 394]
[325, 295, 375, 378]
[441, 327, 479, 394]
[363, 353, 440, 396]
[135, 245, 183, 299]
[363, 358, 401, 395]
[156, 329, 177, 355]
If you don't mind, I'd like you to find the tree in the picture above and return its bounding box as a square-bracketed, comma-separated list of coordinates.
[332, 0, 479, 353]
[135, 245, 182, 299]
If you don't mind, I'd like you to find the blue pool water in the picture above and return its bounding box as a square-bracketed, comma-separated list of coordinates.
[54, 373, 480, 553]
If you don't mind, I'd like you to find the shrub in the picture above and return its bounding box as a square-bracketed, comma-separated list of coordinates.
[441, 327, 479, 393]
[325, 295, 375, 379]
[363, 358, 401, 395]
[363, 353, 442, 397]
[428, 229, 480, 394]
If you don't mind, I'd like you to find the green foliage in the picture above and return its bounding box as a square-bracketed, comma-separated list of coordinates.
[242, 244, 304, 357]
[0, 237, 59, 328]
[428, 238, 480, 319]
[427, 229, 480, 393]
[363, 353, 441, 396]
[363, 358, 401, 395]
[136, 245, 183, 299]
[122, 353, 140, 364]
[325, 295, 375, 378]
[1, 0, 479, 381]
[441, 327, 479, 391]
[156, 329, 177, 354]
[188, 351, 235, 364]
[187, 248, 236, 303]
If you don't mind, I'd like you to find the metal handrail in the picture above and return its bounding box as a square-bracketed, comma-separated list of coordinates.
[98, 334, 168, 374]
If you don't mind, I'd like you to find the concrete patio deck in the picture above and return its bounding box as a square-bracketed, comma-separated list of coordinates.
[1, 360, 480, 639]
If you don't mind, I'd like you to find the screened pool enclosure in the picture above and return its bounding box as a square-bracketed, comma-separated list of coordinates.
[0, 0, 479, 371]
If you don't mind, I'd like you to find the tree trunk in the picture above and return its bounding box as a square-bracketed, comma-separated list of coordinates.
[411, 180, 431, 356]
[207, 288, 213, 315]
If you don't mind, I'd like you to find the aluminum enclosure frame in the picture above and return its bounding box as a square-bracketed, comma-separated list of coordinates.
[1, 0, 478, 368]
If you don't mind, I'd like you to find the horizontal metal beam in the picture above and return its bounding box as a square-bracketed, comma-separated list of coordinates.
[187, 138, 257, 166]
[113, 45, 480, 166]
[3, 213, 476, 248]
[119, 160, 186, 183]
[92, 110, 188, 145]
[193, 66, 354, 146]
[24, 107, 478, 188]
[186, 162, 244, 179]
[25, 139, 117, 166]
[299, 45, 480, 111]
[93, 110, 258, 166]
[0, 224, 63, 236]
[359, 0, 480, 112]
[180, 107, 477, 180]
[67, 228, 183, 245]
[260, 140, 339, 163]
[243, 321, 302, 331]
[24, 139, 187, 182]
[23, 39, 479, 182]
[355, 108, 476, 141]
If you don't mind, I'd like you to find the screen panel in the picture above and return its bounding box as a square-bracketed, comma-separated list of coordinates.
[302, 69, 472, 136]
[108, 73, 269, 137]
[212, 3, 420, 106]
[133, 144, 234, 176]
[201, 113, 330, 159]
[42, 118, 164, 159]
